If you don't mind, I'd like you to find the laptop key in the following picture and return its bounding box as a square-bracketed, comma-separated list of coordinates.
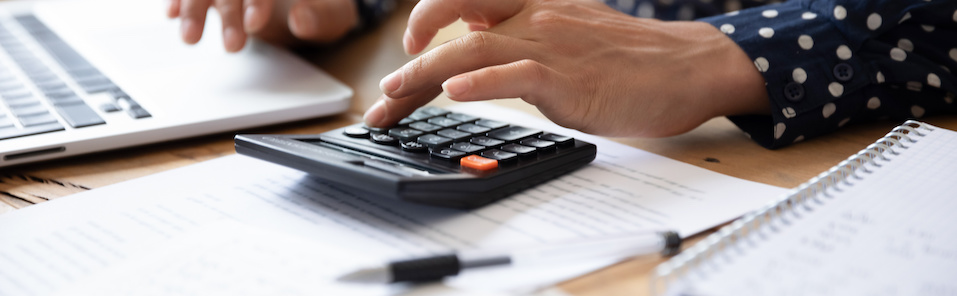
[10, 104, 48, 117]
[54, 103, 105, 128]
[18, 113, 58, 127]
[127, 106, 151, 119]
[4, 96, 41, 108]
[48, 95, 84, 106]
[0, 122, 64, 140]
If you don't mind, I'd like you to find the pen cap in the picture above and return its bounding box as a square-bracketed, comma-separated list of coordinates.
[390, 254, 460, 282]
[660, 231, 681, 256]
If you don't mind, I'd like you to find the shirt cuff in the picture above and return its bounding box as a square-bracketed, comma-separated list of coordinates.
[698, 2, 869, 148]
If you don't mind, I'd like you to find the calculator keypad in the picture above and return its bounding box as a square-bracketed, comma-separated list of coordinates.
[343, 106, 580, 173]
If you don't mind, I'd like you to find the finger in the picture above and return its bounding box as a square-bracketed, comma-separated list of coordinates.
[180, 0, 214, 44]
[168, 0, 182, 18]
[288, 0, 358, 43]
[214, 0, 246, 52]
[363, 89, 443, 128]
[243, 0, 276, 33]
[442, 60, 583, 132]
[404, 0, 525, 55]
[441, 59, 564, 106]
[380, 31, 540, 99]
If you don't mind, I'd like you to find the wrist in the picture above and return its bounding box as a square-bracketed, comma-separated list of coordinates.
[689, 21, 770, 118]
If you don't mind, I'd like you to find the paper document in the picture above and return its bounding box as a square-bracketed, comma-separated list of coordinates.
[0, 103, 786, 295]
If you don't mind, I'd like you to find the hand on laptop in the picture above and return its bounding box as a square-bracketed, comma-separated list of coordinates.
[167, 0, 358, 52]
[363, 0, 770, 138]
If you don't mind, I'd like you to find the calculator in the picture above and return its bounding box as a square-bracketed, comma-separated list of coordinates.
[234, 106, 597, 208]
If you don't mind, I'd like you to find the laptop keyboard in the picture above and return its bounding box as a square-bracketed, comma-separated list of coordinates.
[0, 15, 151, 141]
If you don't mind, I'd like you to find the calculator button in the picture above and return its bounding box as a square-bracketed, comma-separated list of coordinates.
[401, 141, 429, 153]
[450, 142, 486, 153]
[538, 133, 573, 146]
[363, 125, 389, 134]
[371, 133, 399, 145]
[431, 148, 467, 161]
[460, 155, 498, 171]
[409, 121, 442, 133]
[519, 138, 556, 150]
[419, 106, 451, 116]
[475, 119, 508, 129]
[407, 111, 434, 121]
[398, 117, 416, 126]
[456, 123, 491, 135]
[446, 113, 478, 123]
[427, 117, 462, 128]
[481, 149, 517, 163]
[389, 127, 424, 141]
[417, 134, 453, 148]
[488, 126, 542, 142]
[343, 126, 370, 138]
[470, 136, 504, 147]
[436, 129, 471, 141]
[501, 143, 537, 157]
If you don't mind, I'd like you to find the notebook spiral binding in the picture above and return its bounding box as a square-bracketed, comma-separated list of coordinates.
[649, 120, 935, 295]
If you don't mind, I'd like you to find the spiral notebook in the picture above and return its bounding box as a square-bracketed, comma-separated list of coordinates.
[652, 120, 957, 296]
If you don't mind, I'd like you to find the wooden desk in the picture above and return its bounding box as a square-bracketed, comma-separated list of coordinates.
[3, 2, 956, 295]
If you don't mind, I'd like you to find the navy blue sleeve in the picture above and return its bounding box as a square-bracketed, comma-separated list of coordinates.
[605, 0, 957, 149]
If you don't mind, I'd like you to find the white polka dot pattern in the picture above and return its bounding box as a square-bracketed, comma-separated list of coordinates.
[635, 0, 957, 148]
[912, 105, 926, 118]
[822, 103, 836, 118]
[720, 23, 736, 34]
[754, 57, 769, 72]
[890, 48, 907, 61]
[867, 97, 881, 109]
[828, 82, 844, 97]
[833, 5, 847, 20]
[792, 68, 807, 83]
[798, 35, 814, 50]
[928, 73, 941, 88]
[898, 39, 914, 52]
[836, 45, 852, 60]
[867, 13, 882, 30]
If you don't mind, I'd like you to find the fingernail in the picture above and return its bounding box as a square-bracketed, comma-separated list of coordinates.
[403, 29, 415, 55]
[181, 19, 195, 43]
[363, 99, 387, 127]
[379, 70, 402, 95]
[224, 27, 242, 52]
[244, 6, 259, 31]
[291, 6, 315, 35]
[442, 76, 470, 98]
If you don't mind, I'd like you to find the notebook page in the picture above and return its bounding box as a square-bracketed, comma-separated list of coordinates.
[676, 126, 957, 296]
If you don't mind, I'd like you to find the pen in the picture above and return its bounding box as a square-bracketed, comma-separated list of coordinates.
[337, 231, 681, 284]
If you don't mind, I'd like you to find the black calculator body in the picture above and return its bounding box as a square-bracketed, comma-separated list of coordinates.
[234, 106, 597, 209]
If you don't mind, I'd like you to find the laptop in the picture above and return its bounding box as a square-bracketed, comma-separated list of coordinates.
[0, 0, 353, 167]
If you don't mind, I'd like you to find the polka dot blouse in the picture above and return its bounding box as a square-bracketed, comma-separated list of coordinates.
[603, 0, 957, 148]
[364, 0, 957, 148]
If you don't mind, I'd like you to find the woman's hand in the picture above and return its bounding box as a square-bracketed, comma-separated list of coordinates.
[168, 0, 359, 52]
[364, 0, 769, 138]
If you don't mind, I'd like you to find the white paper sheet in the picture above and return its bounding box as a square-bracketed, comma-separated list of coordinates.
[0, 103, 785, 295]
